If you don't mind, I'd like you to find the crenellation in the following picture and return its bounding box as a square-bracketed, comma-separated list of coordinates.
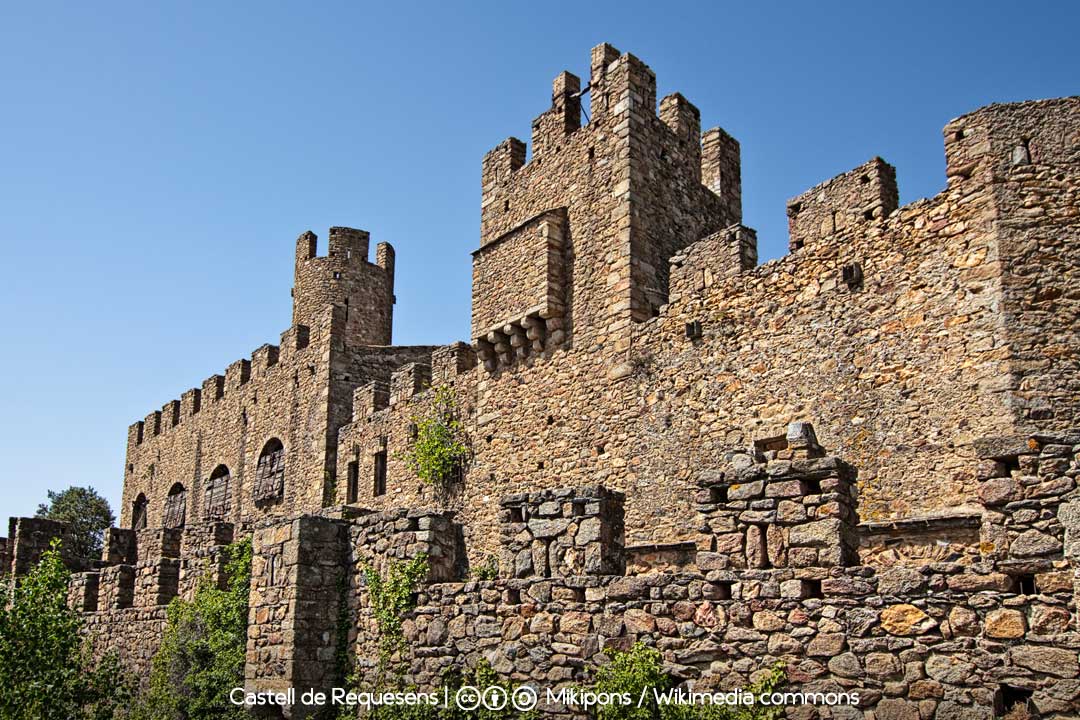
[201, 374, 224, 404]
[531, 71, 582, 160]
[69, 570, 100, 612]
[389, 363, 431, 406]
[352, 380, 389, 420]
[98, 564, 135, 611]
[669, 223, 758, 302]
[135, 527, 182, 564]
[134, 558, 180, 607]
[292, 226, 395, 347]
[180, 387, 201, 417]
[659, 92, 702, 177]
[480, 137, 526, 212]
[786, 156, 899, 253]
[224, 358, 251, 390]
[143, 410, 161, 438]
[251, 343, 280, 375]
[431, 341, 476, 385]
[701, 126, 741, 221]
[102, 527, 137, 565]
[128, 420, 143, 447]
[327, 225, 369, 260]
[162, 399, 180, 429]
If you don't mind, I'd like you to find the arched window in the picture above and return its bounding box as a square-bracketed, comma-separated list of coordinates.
[163, 483, 187, 529]
[131, 493, 148, 530]
[254, 438, 285, 502]
[204, 465, 231, 520]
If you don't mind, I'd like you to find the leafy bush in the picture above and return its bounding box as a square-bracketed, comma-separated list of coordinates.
[588, 643, 785, 720]
[402, 385, 469, 489]
[0, 539, 135, 720]
[136, 537, 252, 720]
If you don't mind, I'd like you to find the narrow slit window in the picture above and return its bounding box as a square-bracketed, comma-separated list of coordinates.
[373, 451, 387, 497]
[347, 460, 359, 504]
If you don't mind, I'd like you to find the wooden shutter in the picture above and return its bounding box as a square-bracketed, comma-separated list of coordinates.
[254, 444, 285, 502]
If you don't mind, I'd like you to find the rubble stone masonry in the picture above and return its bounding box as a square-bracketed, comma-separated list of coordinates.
[2, 43, 1078, 719]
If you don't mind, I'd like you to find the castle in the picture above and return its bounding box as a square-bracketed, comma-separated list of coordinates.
[3, 44, 1080, 718]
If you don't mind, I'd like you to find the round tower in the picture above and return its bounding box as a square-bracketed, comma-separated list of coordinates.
[292, 226, 395, 346]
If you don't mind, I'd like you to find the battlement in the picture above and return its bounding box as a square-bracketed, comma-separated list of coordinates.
[293, 226, 395, 347]
[474, 43, 743, 366]
[786, 157, 898, 253]
[944, 96, 1080, 185]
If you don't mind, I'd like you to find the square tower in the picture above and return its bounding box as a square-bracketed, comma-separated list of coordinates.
[472, 44, 743, 370]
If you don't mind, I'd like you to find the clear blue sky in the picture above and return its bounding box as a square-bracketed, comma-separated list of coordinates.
[1, 1, 1076, 522]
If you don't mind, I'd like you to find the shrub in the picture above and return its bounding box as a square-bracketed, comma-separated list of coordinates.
[362, 554, 429, 677]
[588, 643, 785, 720]
[137, 537, 252, 720]
[402, 385, 469, 490]
[469, 556, 499, 581]
[0, 539, 136, 720]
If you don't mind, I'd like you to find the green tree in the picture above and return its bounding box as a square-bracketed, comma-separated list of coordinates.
[138, 537, 252, 720]
[0, 539, 135, 720]
[36, 486, 116, 560]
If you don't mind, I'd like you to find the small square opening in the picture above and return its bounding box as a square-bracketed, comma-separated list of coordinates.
[805, 579, 823, 599]
[1016, 574, 1036, 595]
[709, 486, 728, 503]
[710, 581, 733, 600]
[997, 684, 1033, 718]
[509, 506, 524, 523]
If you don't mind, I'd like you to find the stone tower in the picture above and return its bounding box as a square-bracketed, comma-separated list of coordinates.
[293, 226, 395, 346]
[471, 43, 746, 371]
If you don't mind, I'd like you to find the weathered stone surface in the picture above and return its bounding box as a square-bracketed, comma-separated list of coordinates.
[877, 568, 927, 596]
[925, 655, 976, 684]
[1030, 605, 1071, 634]
[874, 698, 920, 720]
[1010, 529, 1063, 557]
[806, 633, 846, 657]
[880, 604, 936, 636]
[865, 652, 903, 679]
[1010, 646, 1079, 678]
[977, 478, 1022, 505]
[983, 608, 1025, 639]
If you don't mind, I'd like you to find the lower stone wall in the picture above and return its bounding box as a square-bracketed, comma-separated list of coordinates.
[397, 564, 1078, 718]
[27, 428, 1080, 718]
[82, 607, 168, 673]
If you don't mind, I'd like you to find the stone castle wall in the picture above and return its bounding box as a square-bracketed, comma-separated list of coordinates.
[7, 426, 1077, 718]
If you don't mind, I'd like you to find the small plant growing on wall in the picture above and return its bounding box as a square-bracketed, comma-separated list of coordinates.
[469, 554, 499, 581]
[361, 553, 429, 678]
[402, 384, 469, 492]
